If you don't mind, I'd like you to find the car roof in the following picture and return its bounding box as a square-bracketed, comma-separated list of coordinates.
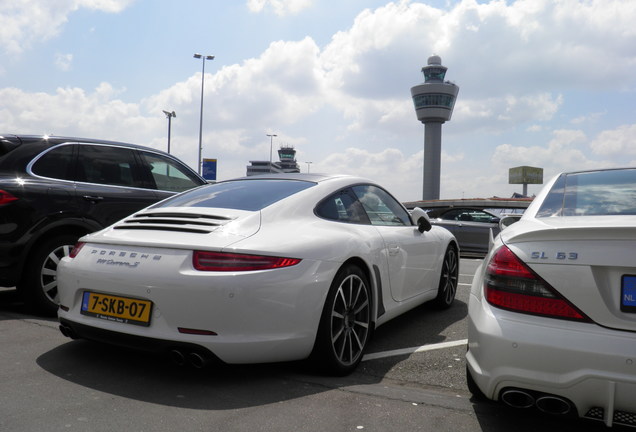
[223, 173, 364, 184]
[558, 166, 636, 175]
[0, 134, 170, 155]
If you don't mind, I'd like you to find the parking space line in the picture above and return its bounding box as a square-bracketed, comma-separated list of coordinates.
[362, 339, 468, 361]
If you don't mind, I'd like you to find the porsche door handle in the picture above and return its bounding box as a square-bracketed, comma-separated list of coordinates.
[388, 245, 400, 256]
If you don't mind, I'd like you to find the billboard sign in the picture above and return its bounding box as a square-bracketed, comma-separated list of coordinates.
[509, 166, 543, 184]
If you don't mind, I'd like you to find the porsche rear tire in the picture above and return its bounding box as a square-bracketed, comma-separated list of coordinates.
[431, 245, 459, 310]
[312, 264, 372, 376]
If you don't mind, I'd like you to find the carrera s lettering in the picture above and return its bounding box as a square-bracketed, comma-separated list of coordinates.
[531, 251, 578, 260]
[95, 258, 140, 268]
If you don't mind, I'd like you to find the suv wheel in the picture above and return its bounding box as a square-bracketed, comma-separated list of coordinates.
[21, 234, 79, 316]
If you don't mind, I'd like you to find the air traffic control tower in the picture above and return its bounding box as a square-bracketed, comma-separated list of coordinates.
[411, 55, 459, 200]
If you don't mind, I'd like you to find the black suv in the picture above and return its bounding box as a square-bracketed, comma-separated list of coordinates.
[0, 134, 206, 315]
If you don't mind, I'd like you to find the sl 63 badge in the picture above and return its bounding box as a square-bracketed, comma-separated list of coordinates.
[531, 251, 578, 260]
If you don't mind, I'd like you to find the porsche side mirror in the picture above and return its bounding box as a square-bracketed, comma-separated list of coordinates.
[410, 207, 432, 233]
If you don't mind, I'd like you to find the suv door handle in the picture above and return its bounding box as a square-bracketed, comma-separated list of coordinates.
[83, 195, 104, 203]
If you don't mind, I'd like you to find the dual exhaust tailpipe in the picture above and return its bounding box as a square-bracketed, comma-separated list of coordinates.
[169, 349, 212, 369]
[59, 324, 212, 369]
[59, 324, 78, 339]
[500, 388, 573, 415]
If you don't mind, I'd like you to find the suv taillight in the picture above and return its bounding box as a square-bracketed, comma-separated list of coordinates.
[484, 245, 591, 322]
[193, 251, 301, 271]
[0, 190, 18, 205]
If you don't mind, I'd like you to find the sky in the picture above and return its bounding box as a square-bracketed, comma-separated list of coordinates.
[1, 0, 635, 201]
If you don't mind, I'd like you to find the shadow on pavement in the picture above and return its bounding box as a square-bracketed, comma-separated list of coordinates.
[21, 289, 627, 431]
[35, 298, 469, 411]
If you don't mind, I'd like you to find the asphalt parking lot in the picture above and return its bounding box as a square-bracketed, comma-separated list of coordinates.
[0, 258, 626, 432]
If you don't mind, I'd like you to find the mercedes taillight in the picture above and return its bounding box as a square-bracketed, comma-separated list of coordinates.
[484, 245, 591, 322]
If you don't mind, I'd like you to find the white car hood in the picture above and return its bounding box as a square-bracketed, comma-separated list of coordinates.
[83, 207, 261, 250]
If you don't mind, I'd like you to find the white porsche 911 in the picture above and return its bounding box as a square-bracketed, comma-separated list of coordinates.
[57, 173, 459, 375]
[466, 167, 636, 427]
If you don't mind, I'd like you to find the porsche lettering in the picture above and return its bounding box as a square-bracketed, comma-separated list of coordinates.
[90, 249, 162, 261]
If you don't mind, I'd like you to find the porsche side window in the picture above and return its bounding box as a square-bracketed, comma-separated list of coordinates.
[351, 185, 410, 226]
[316, 190, 370, 224]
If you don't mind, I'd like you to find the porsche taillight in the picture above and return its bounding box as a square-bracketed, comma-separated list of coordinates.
[484, 245, 591, 322]
[0, 190, 18, 205]
[193, 251, 301, 272]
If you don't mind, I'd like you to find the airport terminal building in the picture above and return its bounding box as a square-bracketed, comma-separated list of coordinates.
[246, 145, 300, 175]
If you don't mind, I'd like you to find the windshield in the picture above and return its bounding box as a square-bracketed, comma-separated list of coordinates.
[537, 168, 636, 217]
[152, 179, 316, 211]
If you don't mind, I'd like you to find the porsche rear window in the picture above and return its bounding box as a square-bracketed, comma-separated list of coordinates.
[537, 168, 636, 217]
[153, 179, 316, 211]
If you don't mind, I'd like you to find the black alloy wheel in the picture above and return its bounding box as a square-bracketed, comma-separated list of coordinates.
[432, 245, 459, 309]
[313, 264, 372, 375]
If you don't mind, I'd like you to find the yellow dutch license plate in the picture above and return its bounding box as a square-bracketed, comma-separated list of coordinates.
[81, 292, 153, 327]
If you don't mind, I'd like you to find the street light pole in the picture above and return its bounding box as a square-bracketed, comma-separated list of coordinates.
[305, 161, 312, 173]
[194, 53, 215, 175]
[162, 110, 176, 153]
[266, 133, 277, 173]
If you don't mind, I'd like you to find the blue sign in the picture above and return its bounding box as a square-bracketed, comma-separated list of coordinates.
[202, 158, 217, 181]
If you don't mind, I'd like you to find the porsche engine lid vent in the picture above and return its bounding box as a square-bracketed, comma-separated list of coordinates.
[113, 212, 235, 234]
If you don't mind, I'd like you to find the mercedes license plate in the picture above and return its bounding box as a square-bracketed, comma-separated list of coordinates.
[621, 275, 636, 313]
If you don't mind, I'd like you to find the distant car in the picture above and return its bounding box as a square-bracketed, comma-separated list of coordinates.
[57, 174, 459, 375]
[466, 167, 636, 428]
[0, 134, 206, 315]
[428, 207, 501, 256]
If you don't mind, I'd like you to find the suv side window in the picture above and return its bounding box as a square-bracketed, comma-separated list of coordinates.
[138, 151, 204, 192]
[31, 144, 75, 180]
[76, 145, 139, 187]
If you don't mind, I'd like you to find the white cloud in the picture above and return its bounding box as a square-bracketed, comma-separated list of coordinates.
[55, 53, 73, 71]
[145, 37, 325, 132]
[2, 0, 636, 200]
[246, 0, 312, 16]
[590, 124, 636, 157]
[320, 147, 424, 200]
[489, 128, 617, 186]
[571, 111, 606, 125]
[0, 83, 153, 143]
[0, 0, 133, 55]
